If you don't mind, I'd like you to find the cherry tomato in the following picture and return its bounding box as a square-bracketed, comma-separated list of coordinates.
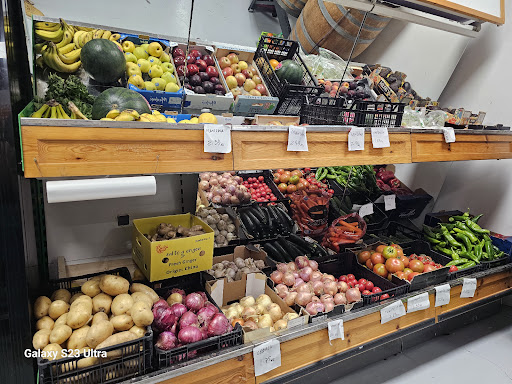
[270, 196, 277, 201]
[372, 287, 382, 294]
[358, 278, 367, 286]
[339, 275, 347, 282]
[365, 281, 374, 291]
[347, 274, 355, 281]
[258, 176, 264, 182]
[304, 167, 311, 173]
[328, 189, 334, 194]
[449, 265, 458, 272]
[380, 293, 390, 300]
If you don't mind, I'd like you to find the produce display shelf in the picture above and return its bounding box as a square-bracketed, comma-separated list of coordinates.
[118, 266, 512, 384]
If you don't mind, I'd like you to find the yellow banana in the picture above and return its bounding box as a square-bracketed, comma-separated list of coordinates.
[73, 30, 86, 47]
[57, 48, 81, 64]
[82, 32, 93, 46]
[58, 43, 76, 54]
[71, 111, 76, 119]
[49, 106, 58, 119]
[56, 29, 73, 48]
[44, 43, 81, 73]
[100, 117, 115, 121]
[35, 56, 44, 68]
[34, 42, 47, 53]
[123, 109, 140, 120]
[34, 21, 60, 31]
[76, 26, 93, 32]
[109, 33, 121, 41]
[115, 112, 136, 121]
[42, 106, 51, 118]
[151, 111, 167, 122]
[57, 104, 71, 119]
[93, 29, 104, 39]
[139, 116, 152, 122]
[35, 26, 64, 42]
[31, 104, 49, 118]
[102, 30, 111, 40]
[55, 105, 63, 119]
[68, 102, 88, 119]
[106, 109, 121, 119]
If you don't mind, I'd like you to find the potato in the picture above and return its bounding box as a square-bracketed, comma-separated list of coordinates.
[51, 289, 71, 303]
[86, 320, 114, 348]
[42, 343, 63, 360]
[50, 324, 72, 344]
[33, 329, 51, 349]
[91, 312, 109, 325]
[130, 302, 154, 327]
[96, 331, 137, 358]
[111, 315, 134, 331]
[99, 275, 129, 296]
[34, 296, 52, 319]
[131, 292, 153, 309]
[130, 283, 159, 303]
[81, 280, 101, 298]
[55, 313, 68, 327]
[48, 300, 70, 320]
[70, 292, 85, 304]
[111, 294, 133, 316]
[129, 325, 146, 338]
[36, 316, 55, 331]
[67, 307, 91, 329]
[77, 347, 98, 369]
[67, 325, 90, 350]
[92, 293, 112, 314]
[90, 275, 104, 282]
[70, 295, 93, 311]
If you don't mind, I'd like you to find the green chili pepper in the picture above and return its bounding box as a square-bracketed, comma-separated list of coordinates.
[449, 215, 470, 222]
[495, 251, 505, 259]
[423, 225, 440, 239]
[326, 174, 337, 179]
[453, 226, 479, 243]
[482, 252, 489, 260]
[453, 231, 474, 251]
[315, 167, 324, 180]
[443, 224, 456, 231]
[465, 219, 490, 234]
[473, 240, 484, 262]
[460, 261, 477, 269]
[471, 214, 483, 223]
[484, 236, 494, 259]
[434, 245, 452, 256]
[449, 247, 460, 260]
[440, 226, 463, 248]
[426, 236, 444, 245]
[446, 259, 469, 266]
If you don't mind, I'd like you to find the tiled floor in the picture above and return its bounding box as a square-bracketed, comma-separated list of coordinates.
[329, 305, 512, 384]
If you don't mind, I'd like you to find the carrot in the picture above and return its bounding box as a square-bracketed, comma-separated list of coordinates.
[337, 220, 360, 232]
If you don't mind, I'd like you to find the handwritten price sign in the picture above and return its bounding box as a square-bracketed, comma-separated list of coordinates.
[253, 339, 281, 376]
[204, 124, 231, 153]
[371, 127, 390, 148]
[287, 126, 308, 151]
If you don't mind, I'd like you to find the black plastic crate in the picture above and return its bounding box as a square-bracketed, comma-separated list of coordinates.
[252, 235, 330, 264]
[300, 96, 359, 125]
[320, 253, 409, 306]
[39, 268, 152, 384]
[237, 170, 286, 201]
[480, 255, 510, 270]
[150, 275, 243, 369]
[237, 201, 296, 241]
[357, 100, 405, 128]
[254, 36, 322, 115]
[329, 196, 387, 233]
[375, 191, 433, 220]
[448, 263, 481, 280]
[364, 221, 423, 244]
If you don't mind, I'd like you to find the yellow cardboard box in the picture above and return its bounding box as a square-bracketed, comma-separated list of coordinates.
[132, 213, 214, 282]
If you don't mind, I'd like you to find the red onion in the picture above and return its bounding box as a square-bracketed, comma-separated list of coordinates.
[206, 192, 213, 200]
[184, 293, 205, 312]
[244, 320, 258, 331]
[284, 292, 297, 306]
[277, 263, 289, 273]
[323, 280, 338, 296]
[320, 294, 333, 303]
[243, 192, 251, 202]
[337, 281, 349, 293]
[220, 178, 229, 188]
[207, 314, 232, 337]
[235, 188, 245, 200]
[212, 195, 222, 204]
[299, 266, 313, 282]
[210, 173, 218, 178]
[295, 256, 309, 269]
[293, 278, 305, 288]
[155, 331, 177, 351]
[283, 272, 295, 286]
[270, 271, 284, 285]
[230, 195, 240, 205]
[296, 282, 312, 294]
[295, 292, 313, 306]
[323, 274, 336, 282]
[222, 172, 232, 178]
[334, 293, 347, 305]
[221, 193, 231, 205]
[233, 176, 243, 184]
[287, 262, 297, 272]
[197, 291, 208, 302]
[323, 300, 334, 313]
[179, 311, 199, 328]
[311, 296, 320, 303]
[346, 288, 362, 303]
[199, 172, 211, 181]
[199, 180, 209, 191]
[197, 306, 217, 326]
[275, 284, 289, 298]
[153, 308, 177, 332]
[178, 326, 204, 344]
[153, 299, 169, 311]
[171, 288, 185, 296]
[204, 301, 219, 313]
[210, 178, 220, 187]
[226, 184, 236, 195]
[312, 280, 324, 295]
[305, 301, 325, 315]
[211, 186, 222, 195]
[309, 260, 319, 271]
[293, 272, 300, 279]
[169, 303, 187, 318]
[310, 271, 323, 281]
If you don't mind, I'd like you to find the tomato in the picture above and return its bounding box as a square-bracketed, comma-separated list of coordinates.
[270, 196, 277, 201]
[409, 254, 418, 260]
[296, 182, 305, 190]
[347, 274, 355, 281]
[380, 294, 390, 300]
[283, 170, 291, 176]
[423, 265, 437, 273]
[362, 290, 372, 295]
[289, 175, 300, 185]
[373, 263, 388, 278]
[258, 176, 264, 182]
[309, 185, 319, 191]
[365, 259, 374, 270]
[328, 189, 334, 194]
[276, 169, 285, 175]
[358, 284, 366, 293]
[370, 252, 385, 265]
[278, 183, 288, 193]
[339, 275, 347, 282]
[306, 178, 313, 183]
[286, 184, 297, 194]
[449, 265, 458, 272]
[304, 167, 311, 173]
[382, 246, 398, 259]
[291, 169, 302, 177]
[357, 251, 372, 264]
[396, 255, 409, 268]
[407, 272, 420, 281]
[348, 278, 357, 286]
[279, 174, 290, 183]
[409, 260, 424, 273]
[385, 257, 404, 273]
[365, 281, 374, 291]
[394, 271, 406, 280]
[376, 245, 386, 253]
[396, 249, 404, 257]
[274, 176, 280, 184]
[358, 278, 367, 286]
[390, 243, 402, 250]
[403, 268, 413, 276]
[372, 287, 382, 294]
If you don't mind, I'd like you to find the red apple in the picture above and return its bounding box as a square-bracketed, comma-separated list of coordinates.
[255, 84, 267, 95]
[187, 64, 199, 76]
[231, 63, 241, 74]
[189, 49, 201, 58]
[174, 56, 186, 67]
[186, 55, 196, 65]
[176, 65, 186, 77]
[206, 66, 219, 78]
[219, 57, 231, 69]
[234, 73, 246, 86]
[173, 47, 185, 58]
[222, 67, 233, 77]
[196, 59, 208, 72]
[241, 69, 254, 78]
[253, 75, 262, 85]
[202, 55, 215, 66]
[227, 52, 239, 64]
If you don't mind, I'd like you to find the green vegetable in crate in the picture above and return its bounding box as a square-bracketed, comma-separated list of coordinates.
[320, 166, 379, 196]
[275, 60, 303, 85]
[81, 39, 126, 84]
[92, 87, 151, 119]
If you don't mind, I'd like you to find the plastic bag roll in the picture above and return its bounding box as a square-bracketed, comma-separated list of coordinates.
[46, 176, 157, 203]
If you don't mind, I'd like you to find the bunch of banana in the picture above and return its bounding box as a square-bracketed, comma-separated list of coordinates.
[41, 42, 81, 73]
[100, 109, 174, 123]
[30, 100, 70, 119]
[73, 28, 120, 49]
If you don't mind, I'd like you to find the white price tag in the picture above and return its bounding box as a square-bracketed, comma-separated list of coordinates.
[442, 127, 456, 143]
[407, 292, 430, 313]
[359, 203, 374, 218]
[435, 284, 451, 307]
[287, 126, 308, 151]
[328, 319, 344, 345]
[460, 278, 477, 298]
[204, 125, 231, 154]
[287, 316, 304, 329]
[348, 127, 365, 151]
[381, 300, 406, 324]
[384, 194, 396, 211]
[371, 127, 390, 148]
[253, 339, 281, 377]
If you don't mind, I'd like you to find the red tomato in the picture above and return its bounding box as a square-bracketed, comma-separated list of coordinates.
[423, 265, 437, 273]
[380, 294, 390, 300]
[365, 259, 374, 270]
[372, 287, 382, 294]
[362, 290, 372, 295]
[371, 252, 385, 265]
[385, 258, 404, 273]
[376, 245, 386, 253]
[258, 176, 264, 182]
[339, 275, 347, 282]
[328, 189, 334, 194]
[304, 167, 311, 173]
[390, 243, 402, 250]
[365, 281, 374, 291]
[358, 278, 367, 286]
[407, 272, 420, 281]
[306, 178, 313, 183]
[276, 169, 285, 175]
[394, 271, 406, 280]
[409, 260, 424, 273]
[358, 285, 366, 293]
[348, 278, 357, 286]
[373, 263, 388, 278]
[347, 274, 355, 281]
[270, 196, 277, 201]
[397, 255, 409, 268]
[449, 265, 458, 272]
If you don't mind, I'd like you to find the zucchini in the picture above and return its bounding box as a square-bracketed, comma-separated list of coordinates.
[275, 206, 295, 229]
[263, 242, 286, 263]
[272, 240, 292, 262]
[240, 212, 258, 238]
[278, 237, 299, 260]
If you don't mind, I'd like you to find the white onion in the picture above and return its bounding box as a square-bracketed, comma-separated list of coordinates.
[240, 296, 256, 308]
[209, 177, 219, 186]
[334, 293, 347, 305]
[199, 172, 211, 181]
[346, 288, 361, 303]
[258, 314, 273, 328]
[199, 180, 209, 191]
[241, 306, 257, 319]
[256, 294, 273, 309]
[254, 303, 266, 315]
[277, 263, 289, 273]
[283, 312, 299, 322]
[312, 280, 324, 295]
[310, 271, 323, 281]
[274, 319, 288, 331]
[284, 292, 297, 306]
[244, 319, 258, 330]
[267, 303, 282, 322]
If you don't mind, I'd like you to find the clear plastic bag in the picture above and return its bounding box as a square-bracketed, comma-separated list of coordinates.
[302, 47, 352, 80]
[424, 110, 447, 127]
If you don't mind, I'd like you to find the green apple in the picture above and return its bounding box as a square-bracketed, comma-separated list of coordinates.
[133, 46, 148, 60]
[161, 62, 174, 73]
[165, 82, 180, 93]
[137, 59, 151, 73]
[161, 71, 176, 84]
[126, 64, 142, 77]
[128, 74, 145, 89]
[144, 81, 157, 91]
[148, 56, 161, 66]
[141, 43, 150, 54]
[151, 77, 167, 90]
[160, 52, 171, 63]
[148, 65, 164, 79]
[125, 52, 137, 64]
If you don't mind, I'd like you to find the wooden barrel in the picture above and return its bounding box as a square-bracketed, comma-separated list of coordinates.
[290, 0, 390, 59]
[276, 0, 308, 18]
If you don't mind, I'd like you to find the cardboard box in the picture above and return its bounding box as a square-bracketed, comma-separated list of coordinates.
[254, 114, 300, 126]
[206, 273, 307, 343]
[132, 213, 214, 282]
[215, 46, 279, 115]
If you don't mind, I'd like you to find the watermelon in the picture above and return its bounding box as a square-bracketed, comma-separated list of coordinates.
[81, 39, 125, 84]
[92, 87, 151, 119]
[275, 60, 303, 85]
